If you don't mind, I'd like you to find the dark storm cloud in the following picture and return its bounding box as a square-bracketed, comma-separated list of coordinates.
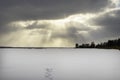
[1, 0, 120, 47]
[96, 10, 120, 34]
[0, 0, 111, 21]
[90, 9, 120, 40]
[0, 0, 111, 34]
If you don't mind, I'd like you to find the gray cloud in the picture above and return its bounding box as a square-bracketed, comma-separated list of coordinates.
[51, 26, 89, 44]
[90, 9, 120, 40]
[0, 0, 112, 34]
[0, 0, 120, 47]
[0, 0, 109, 33]
[25, 22, 50, 30]
[0, 0, 111, 21]
[0, 24, 23, 35]
[96, 10, 120, 34]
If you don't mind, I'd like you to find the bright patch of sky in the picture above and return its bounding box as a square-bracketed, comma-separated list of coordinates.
[111, 0, 120, 7]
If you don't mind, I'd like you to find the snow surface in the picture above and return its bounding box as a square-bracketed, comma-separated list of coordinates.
[0, 49, 120, 80]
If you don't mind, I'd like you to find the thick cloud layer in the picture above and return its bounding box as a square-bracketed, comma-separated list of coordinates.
[0, 0, 120, 47]
[0, 0, 111, 35]
[95, 10, 120, 35]
[89, 8, 120, 41]
[0, 0, 111, 21]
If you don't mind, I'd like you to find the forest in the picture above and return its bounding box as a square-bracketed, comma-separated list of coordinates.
[75, 38, 120, 50]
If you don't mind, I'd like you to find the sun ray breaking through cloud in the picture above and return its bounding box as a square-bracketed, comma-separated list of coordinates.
[0, 0, 120, 47]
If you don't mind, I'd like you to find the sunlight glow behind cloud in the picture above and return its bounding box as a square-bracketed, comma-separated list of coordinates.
[111, 0, 120, 7]
[0, 0, 120, 47]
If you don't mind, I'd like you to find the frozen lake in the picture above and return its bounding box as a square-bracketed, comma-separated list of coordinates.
[0, 49, 120, 80]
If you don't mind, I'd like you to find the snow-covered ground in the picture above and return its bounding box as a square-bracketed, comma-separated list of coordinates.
[0, 49, 120, 80]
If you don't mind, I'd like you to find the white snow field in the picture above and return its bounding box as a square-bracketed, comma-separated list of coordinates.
[0, 49, 120, 80]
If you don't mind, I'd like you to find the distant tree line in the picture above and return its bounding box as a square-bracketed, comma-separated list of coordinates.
[75, 38, 120, 50]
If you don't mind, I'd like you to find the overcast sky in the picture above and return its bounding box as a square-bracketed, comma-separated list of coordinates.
[0, 0, 120, 47]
